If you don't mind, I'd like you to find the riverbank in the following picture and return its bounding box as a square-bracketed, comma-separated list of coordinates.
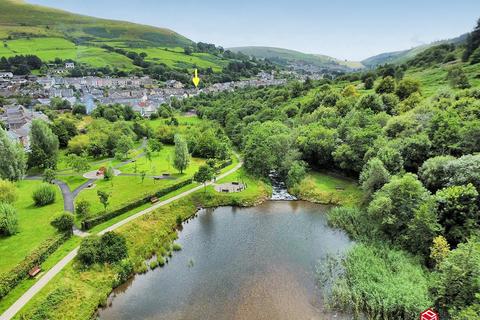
[290, 171, 362, 207]
[13, 169, 271, 319]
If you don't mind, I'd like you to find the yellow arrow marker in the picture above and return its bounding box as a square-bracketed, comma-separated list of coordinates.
[192, 69, 200, 88]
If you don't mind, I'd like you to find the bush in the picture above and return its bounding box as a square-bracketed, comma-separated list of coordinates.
[327, 207, 370, 240]
[0, 202, 18, 236]
[0, 179, 17, 204]
[157, 255, 165, 266]
[75, 199, 90, 217]
[50, 212, 74, 234]
[78, 232, 128, 266]
[172, 243, 182, 251]
[32, 184, 56, 206]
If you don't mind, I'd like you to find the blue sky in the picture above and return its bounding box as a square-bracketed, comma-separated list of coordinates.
[27, 0, 480, 61]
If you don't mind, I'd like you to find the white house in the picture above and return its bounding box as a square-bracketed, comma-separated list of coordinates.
[0, 72, 14, 79]
[65, 62, 75, 69]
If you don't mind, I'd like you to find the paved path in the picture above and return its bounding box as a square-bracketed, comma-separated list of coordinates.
[0, 156, 242, 320]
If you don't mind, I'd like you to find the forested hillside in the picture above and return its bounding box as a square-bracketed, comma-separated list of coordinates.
[179, 19, 480, 319]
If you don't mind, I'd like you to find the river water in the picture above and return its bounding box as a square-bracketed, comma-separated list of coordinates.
[98, 201, 353, 320]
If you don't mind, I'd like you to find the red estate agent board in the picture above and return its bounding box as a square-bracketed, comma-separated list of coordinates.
[420, 308, 439, 320]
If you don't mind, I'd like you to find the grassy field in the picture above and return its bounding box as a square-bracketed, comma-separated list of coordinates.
[0, 180, 64, 273]
[290, 171, 362, 207]
[13, 169, 269, 320]
[0, 37, 137, 69]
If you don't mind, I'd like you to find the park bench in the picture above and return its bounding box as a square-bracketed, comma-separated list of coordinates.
[222, 189, 229, 193]
[162, 173, 171, 177]
[28, 265, 41, 278]
[153, 176, 162, 181]
[232, 181, 239, 185]
[335, 186, 345, 190]
[150, 197, 159, 204]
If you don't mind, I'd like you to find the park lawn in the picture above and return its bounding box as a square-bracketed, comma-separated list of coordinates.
[58, 175, 89, 191]
[120, 145, 204, 176]
[14, 168, 269, 320]
[74, 174, 195, 218]
[290, 171, 363, 207]
[0, 180, 64, 274]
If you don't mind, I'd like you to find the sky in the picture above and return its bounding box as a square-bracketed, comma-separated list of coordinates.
[27, 0, 480, 61]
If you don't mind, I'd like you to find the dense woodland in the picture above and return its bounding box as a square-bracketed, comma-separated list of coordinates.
[175, 20, 480, 319]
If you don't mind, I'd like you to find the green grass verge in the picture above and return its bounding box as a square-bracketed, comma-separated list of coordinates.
[0, 180, 64, 273]
[290, 170, 362, 207]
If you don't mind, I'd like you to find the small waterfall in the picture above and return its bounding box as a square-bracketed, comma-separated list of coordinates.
[269, 171, 297, 201]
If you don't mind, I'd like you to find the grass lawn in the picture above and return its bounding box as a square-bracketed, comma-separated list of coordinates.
[0, 236, 81, 314]
[290, 170, 362, 207]
[0, 180, 64, 274]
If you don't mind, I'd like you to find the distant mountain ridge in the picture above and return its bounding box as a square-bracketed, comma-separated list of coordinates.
[228, 46, 364, 71]
[361, 34, 469, 67]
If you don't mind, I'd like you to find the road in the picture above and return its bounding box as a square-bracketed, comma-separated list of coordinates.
[0, 157, 242, 320]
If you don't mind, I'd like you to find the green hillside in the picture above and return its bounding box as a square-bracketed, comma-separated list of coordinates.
[229, 46, 364, 71]
[362, 34, 468, 67]
[0, 0, 229, 71]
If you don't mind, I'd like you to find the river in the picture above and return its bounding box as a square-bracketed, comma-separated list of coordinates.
[98, 200, 353, 319]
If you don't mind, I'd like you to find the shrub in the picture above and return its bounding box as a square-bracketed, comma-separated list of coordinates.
[327, 207, 369, 240]
[0, 202, 18, 236]
[78, 232, 128, 266]
[32, 184, 56, 206]
[149, 260, 158, 269]
[157, 255, 165, 266]
[42, 168, 56, 184]
[176, 214, 182, 226]
[172, 243, 182, 251]
[75, 199, 90, 217]
[50, 212, 74, 234]
[0, 179, 17, 204]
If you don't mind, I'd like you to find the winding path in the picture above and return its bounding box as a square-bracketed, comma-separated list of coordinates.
[0, 155, 242, 320]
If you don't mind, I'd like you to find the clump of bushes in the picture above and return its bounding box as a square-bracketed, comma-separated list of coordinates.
[50, 212, 74, 234]
[0, 202, 19, 236]
[0, 179, 17, 204]
[77, 231, 128, 266]
[32, 184, 56, 206]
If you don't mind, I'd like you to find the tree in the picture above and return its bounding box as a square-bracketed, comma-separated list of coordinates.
[0, 179, 17, 204]
[97, 190, 110, 211]
[147, 138, 163, 153]
[0, 203, 18, 236]
[375, 76, 396, 94]
[66, 154, 89, 174]
[430, 235, 450, 268]
[43, 168, 56, 184]
[286, 160, 307, 188]
[193, 165, 214, 192]
[470, 47, 480, 64]
[0, 129, 26, 181]
[447, 67, 471, 89]
[359, 158, 390, 203]
[367, 173, 438, 255]
[357, 93, 383, 112]
[140, 170, 146, 184]
[72, 104, 87, 115]
[342, 84, 358, 97]
[103, 166, 115, 181]
[395, 78, 421, 100]
[115, 135, 134, 160]
[51, 212, 74, 234]
[50, 118, 77, 148]
[463, 18, 480, 62]
[32, 184, 56, 206]
[173, 135, 190, 174]
[98, 231, 128, 264]
[432, 237, 480, 316]
[28, 120, 59, 169]
[419, 155, 456, 192]
[435, 184, 479, 246]
[75, 199, 90, 218]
